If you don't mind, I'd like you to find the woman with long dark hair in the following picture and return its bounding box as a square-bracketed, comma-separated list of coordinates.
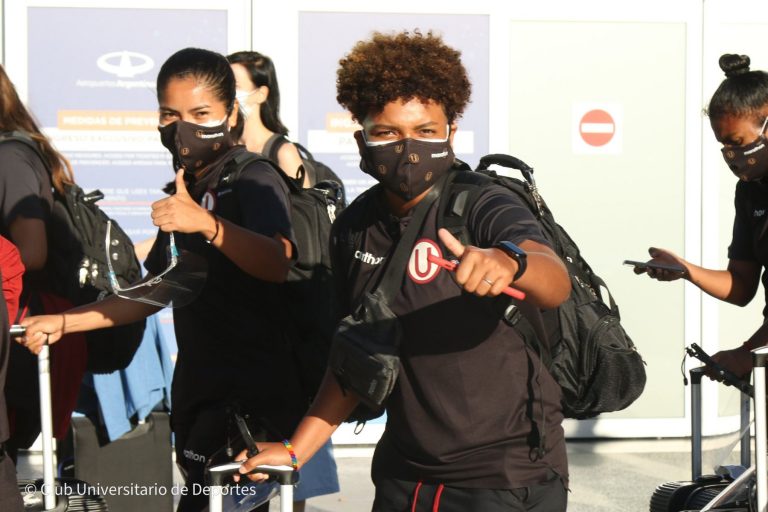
[228, 51, 308, 186]
[0, 63, 87, 466]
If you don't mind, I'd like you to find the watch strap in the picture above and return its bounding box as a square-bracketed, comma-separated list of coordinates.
[495, 241, 527, 281]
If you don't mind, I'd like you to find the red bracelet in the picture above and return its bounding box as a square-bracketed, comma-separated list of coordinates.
[282, 439, 298, 471]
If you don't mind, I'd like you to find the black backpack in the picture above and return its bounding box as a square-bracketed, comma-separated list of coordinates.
[0, 131, 145, 373]
[439, 154, 646, 419]
[218, 151, 346, 403]
[262, 134, 347, 206]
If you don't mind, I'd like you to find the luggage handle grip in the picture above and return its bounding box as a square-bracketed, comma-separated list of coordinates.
[685, 343, 754, 397]
[206, 462, 297, 486]
[477, 154, 534, 174]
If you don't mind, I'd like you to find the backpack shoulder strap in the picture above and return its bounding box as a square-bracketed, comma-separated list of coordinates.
[0, 130, 48, 169]
[330, 185, 379, 266]
[260, 134, 315, 187]
[219, 149, 302, 195]
[291, 141, 319, 186]
[293, 141, 315, 162]
[438, 165, 493, 246]
[262, 133, 287, 163]
[0, 130, 37, 148]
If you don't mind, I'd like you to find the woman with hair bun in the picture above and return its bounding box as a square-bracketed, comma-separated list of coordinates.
[635, 53, 768, 378]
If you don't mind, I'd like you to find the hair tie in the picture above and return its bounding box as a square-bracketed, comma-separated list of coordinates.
[205, 212, 220, 244]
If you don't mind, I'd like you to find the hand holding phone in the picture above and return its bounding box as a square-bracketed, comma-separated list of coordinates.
[623, 259, 686, 275]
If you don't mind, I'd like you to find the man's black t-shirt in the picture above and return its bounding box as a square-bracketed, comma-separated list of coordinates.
[331, 178, 568, 489]
[145, 146, 306, 435]
[728, 179, 768, 316]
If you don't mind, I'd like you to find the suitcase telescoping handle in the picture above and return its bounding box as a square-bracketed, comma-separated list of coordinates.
[689, 367, 704, 480]
[38, 343, 57, 510]
[688, 365, 752, 482]
[477, 154, 534, 184]
[207, 462, 297, 512]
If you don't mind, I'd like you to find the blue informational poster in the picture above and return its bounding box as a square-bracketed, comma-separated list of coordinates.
[27, 6, 228, 239]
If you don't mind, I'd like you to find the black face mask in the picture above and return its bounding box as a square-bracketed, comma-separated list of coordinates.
[158, 118, 234, 173]
[355, 129, 455, 201]
[721, 117, 768, 181]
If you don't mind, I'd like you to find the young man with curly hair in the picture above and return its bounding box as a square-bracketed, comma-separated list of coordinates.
[238, 30, 571, 511]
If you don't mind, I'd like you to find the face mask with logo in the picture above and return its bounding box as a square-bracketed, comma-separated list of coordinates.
[235, 89, 256, 118]
[356, 128, 455, 201]
[721, 116, 768, 181]
[158, 116, 233, 173]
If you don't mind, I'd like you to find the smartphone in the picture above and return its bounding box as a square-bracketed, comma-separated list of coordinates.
[623, 259, 686, 275]
[685, 343, 754, 396]
[9, 324, 25, 337]
[234, 413, 260, 458]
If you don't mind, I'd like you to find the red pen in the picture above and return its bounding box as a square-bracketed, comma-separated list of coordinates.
[427, 253, 526, 300]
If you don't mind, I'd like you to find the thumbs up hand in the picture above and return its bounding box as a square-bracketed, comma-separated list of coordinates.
[173, 168, 191, 198]
[151, 169, 215, 236]
[437, 228, 519, 297]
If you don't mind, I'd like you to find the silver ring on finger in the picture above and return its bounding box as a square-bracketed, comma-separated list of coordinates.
[482, 278, 495, 286]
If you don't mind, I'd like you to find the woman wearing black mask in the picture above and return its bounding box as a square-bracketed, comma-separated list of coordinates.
[636, 54, 768, 379]
[18, 47, 306, 512]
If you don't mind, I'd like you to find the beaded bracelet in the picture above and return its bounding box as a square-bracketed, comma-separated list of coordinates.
[282, 439, 298, 471]
[205, 212, 220, 244]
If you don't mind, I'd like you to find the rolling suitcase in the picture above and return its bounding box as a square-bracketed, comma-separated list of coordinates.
[66, 411, 173, 512]
[19, 341, 108, 510]
[650, 346, 762, 512]
[206, 461, 297, 512]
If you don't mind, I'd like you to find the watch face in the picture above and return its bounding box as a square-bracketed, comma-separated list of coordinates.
[499, 241, 525, 257]
[497, 241, 527, 280]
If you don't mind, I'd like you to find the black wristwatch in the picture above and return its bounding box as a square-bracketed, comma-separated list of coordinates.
[495, 241, 527, 281]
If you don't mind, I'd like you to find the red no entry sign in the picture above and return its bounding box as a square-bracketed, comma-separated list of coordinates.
[579, 109, 615, 147]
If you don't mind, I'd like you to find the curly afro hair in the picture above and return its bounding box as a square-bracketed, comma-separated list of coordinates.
[336, 30, 471, 124]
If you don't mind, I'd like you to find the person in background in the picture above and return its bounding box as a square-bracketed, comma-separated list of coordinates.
[635, 53, 768, 379]
[0, 64, 88, 461]
[228, 48, 341, 512]
[236, 30, 571, 511]
[18, 47, 306, 512]
[228, 51, 308, 187]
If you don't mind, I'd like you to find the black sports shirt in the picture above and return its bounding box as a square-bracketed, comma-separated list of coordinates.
[331, 179, 568, 489]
